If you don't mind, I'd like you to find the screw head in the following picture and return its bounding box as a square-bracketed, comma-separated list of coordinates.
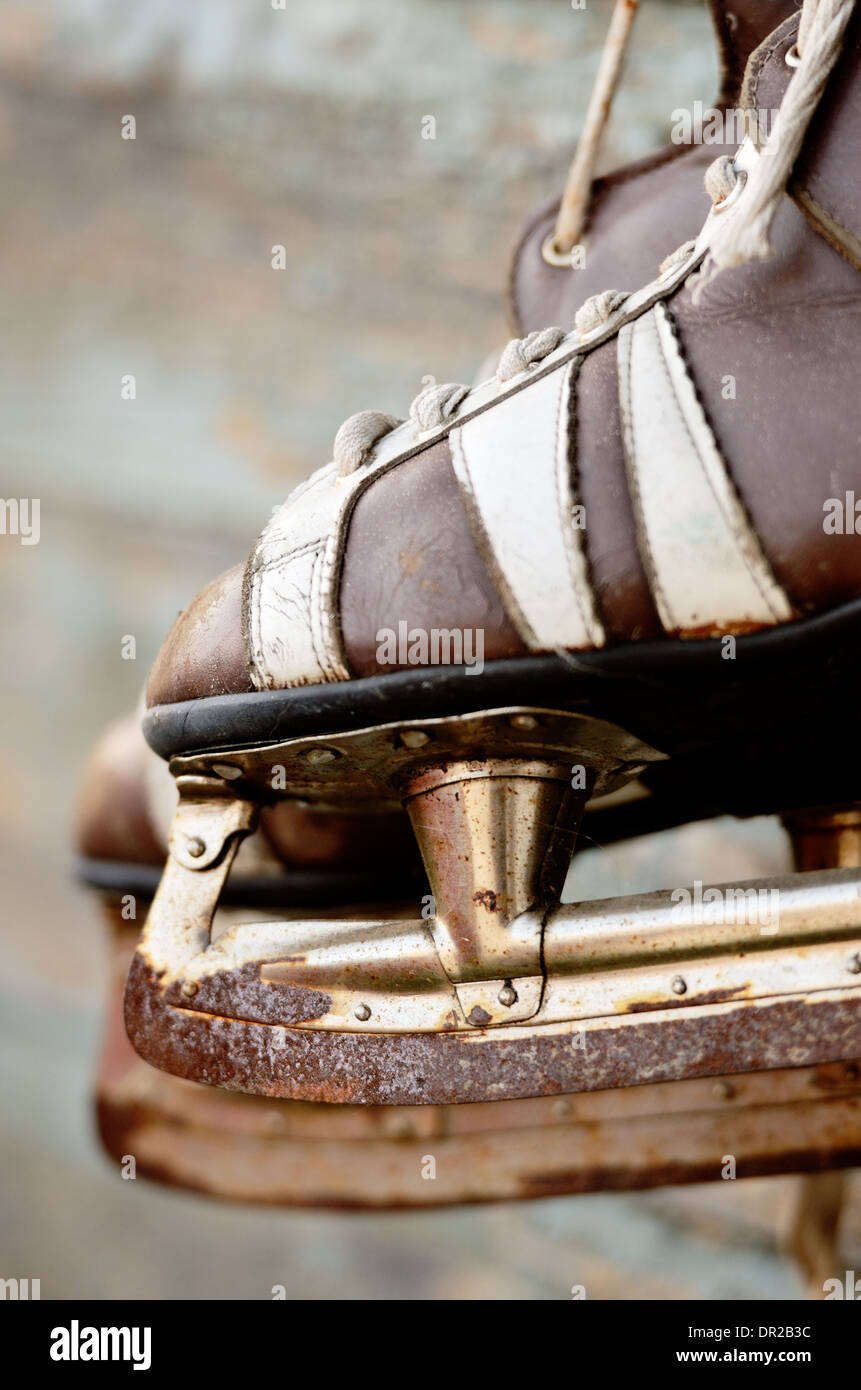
[498, 983, 518, 1008]
[671, 975, 688, 996]
[181, 980, 199, 998]
[399, 729, 430, 749]
[712, 1079, 734, 1101]
[848, 953, 861, 975]
[186, 837, 206, 859]
[211, 762, 243, 781]
[303, 747, 338, 765]
[510, 713, 539, 731]
[354, 1003, 372, 1022]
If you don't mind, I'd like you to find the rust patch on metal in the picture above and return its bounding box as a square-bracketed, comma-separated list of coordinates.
[472, 889, 499, 913]
[467, 1005, 493, 1026]
[624, 984, 749, 1014]
[517, 1147, 861, 1199]
[124, 954, 861, 1106]
[163, 962, 332, 1026]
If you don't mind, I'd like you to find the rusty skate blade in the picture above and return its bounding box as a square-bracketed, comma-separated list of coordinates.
[124, 866, 861, 1104]
[101, 1006, 861, 1202]
[99, 911, 861, 1202]
[123, 707, 861, 1104]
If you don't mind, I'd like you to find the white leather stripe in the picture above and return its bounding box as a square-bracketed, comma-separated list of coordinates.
[246, 452, 398, 689]
[246, 465, 342, 688]
[618, 303, 793, 634]
[450, 360, 605, 651]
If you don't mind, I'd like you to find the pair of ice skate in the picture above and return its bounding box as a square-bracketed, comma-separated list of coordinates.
[79, 0, 861, 1210]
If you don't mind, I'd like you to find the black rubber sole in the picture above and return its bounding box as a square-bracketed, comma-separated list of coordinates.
[76, 794, 722, 915]
[143, 597, 861, 820]
[76, 855, 428, 908]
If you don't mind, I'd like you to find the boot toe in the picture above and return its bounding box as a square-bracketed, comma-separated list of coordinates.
[146, 563, 253, 707]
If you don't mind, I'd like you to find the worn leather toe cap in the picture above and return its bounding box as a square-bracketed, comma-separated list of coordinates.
[146, 563, 253, 707]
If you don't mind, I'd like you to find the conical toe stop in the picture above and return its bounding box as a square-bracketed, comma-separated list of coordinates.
[124, 709, 861, 1105]
[404, 760, 587, 1023]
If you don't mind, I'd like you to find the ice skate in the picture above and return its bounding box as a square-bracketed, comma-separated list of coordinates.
[127, 0, 861, 1105]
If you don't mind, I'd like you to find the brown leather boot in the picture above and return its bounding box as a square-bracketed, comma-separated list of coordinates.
[130, 0, 861, 1108]
[509, 0, 800, 333]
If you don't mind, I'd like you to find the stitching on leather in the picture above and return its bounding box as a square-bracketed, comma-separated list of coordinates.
[317, 536, 343, 684]
[252, 554, 271, 689]
[316, 528, 352, 684]
[640, 309, 693, 628]
[681, 283, 861, 329]
[564, 354, 610, 647]
[792, 184, 861, 271]
[243, 550, 264, 689]
[308, 546, 330, 682]
[554, 359, 597, 646]
[257, 538, 321, 574]
[741, 13, 799, 112]
[618, 316, 674, 632]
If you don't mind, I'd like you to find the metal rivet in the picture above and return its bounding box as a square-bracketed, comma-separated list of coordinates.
[399, 729, 430, 749]
[671, 976, 688, 996]
[303, 747, 338, 764]
[181, 980, 199, 997]
[553, 1099, 573, 1120]
[211, 762, 243, 780]
[498, 983, 518, 1007]
[847, 953, 861, 975]
[186, 837, 206, 859]
[509, 713, 539, 731]
[712, 1080, 734, 1101]
[355, 1003, 372, 1021]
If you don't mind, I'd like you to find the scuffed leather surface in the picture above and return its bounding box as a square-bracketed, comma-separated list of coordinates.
[146, 563, 253, 707]
[340, 439, 527, 676]
[618, 303, 793, 634]
[511, 145, 720, 337]
[794, 5, 861, 261]
[509, 0, 799, 336]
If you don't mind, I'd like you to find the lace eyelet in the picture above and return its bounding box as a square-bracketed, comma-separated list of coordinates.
[785, 43, 802, 68]
[541, 232, 586, 268]
[713, 166, 748, 214]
